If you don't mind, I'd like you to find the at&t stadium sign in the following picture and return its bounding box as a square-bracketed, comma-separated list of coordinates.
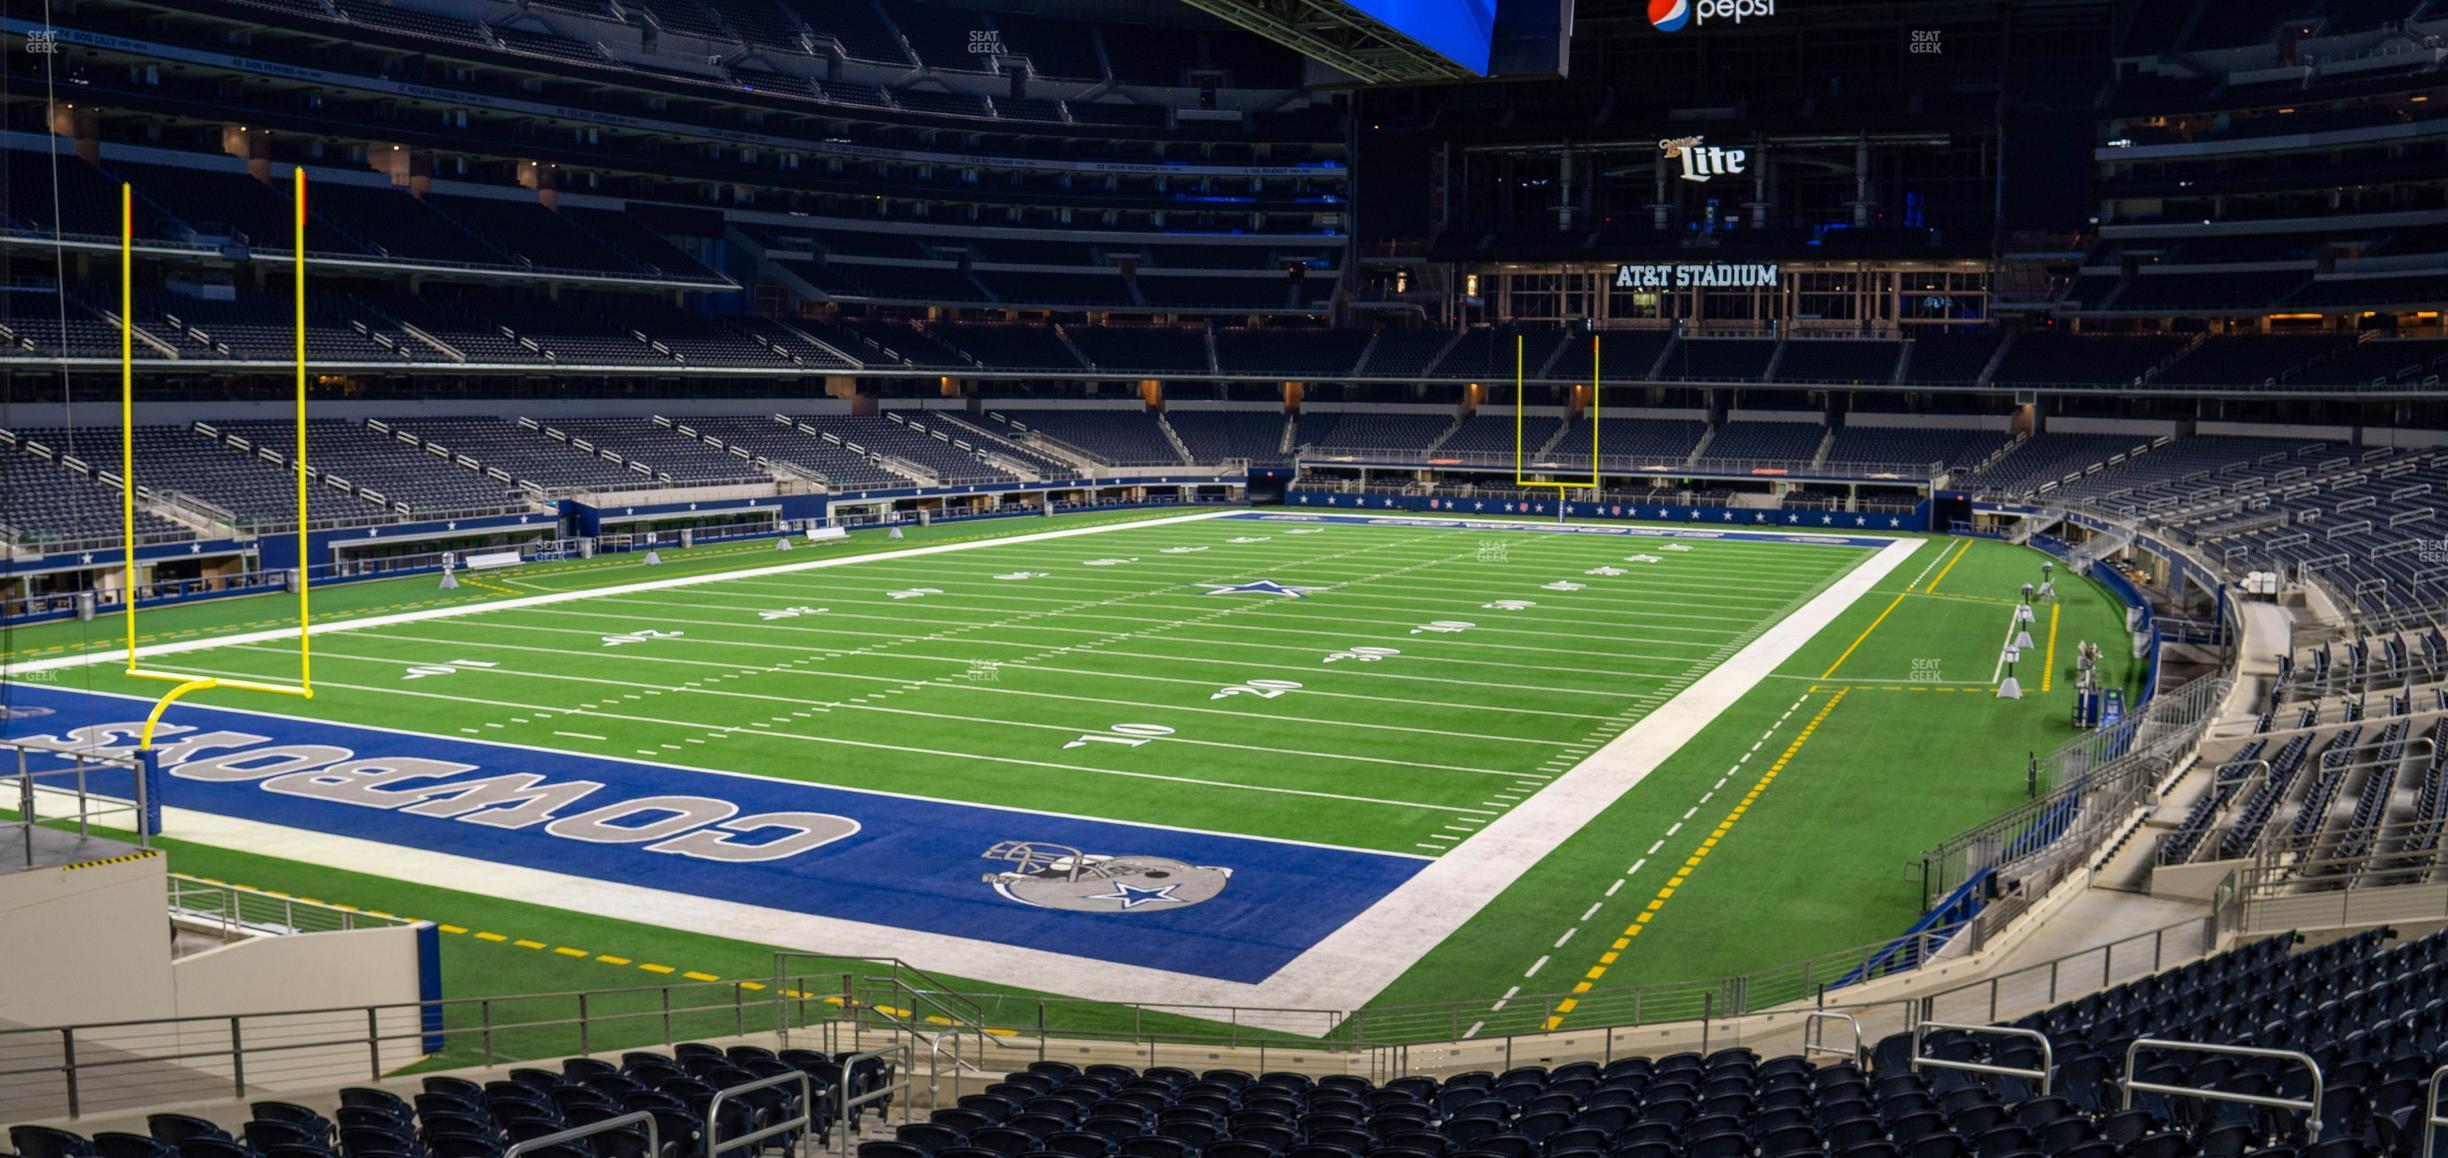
[1613, 263, 1780, 289]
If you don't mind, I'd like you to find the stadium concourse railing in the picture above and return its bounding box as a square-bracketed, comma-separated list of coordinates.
[0, 974, 864, 1123]
[1287, 476, 1925, 516]
[1296, 445, 1944, 483]
[164, 873, 424, 942]
[0, 914, 2234, 1125]
[1911, 670, 2231, 933]
[3, 749, 152, 872]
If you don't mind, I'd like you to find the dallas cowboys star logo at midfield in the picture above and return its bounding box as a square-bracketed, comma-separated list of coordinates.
[1197, 579, 1331, 599]
[1085, 882, 1187, 909]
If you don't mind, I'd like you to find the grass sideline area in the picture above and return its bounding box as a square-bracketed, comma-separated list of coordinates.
[2, 509, 2141, 1060]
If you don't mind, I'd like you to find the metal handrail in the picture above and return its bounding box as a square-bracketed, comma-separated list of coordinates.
[504, 1111, 659, 1158]
[1803, 1011, 1864, 1066]
[2162, 758, 2272, 867]
[2121, 1039, 2323, 1140]
[706, 1068, 812, 1158]
[2425, 1063, 2448, 1158]
[833, 1044, 910, 1148]
[166, 872, 423, 938]
[1911, 1020, 2054, 1095]
[7, 744, 150, 868]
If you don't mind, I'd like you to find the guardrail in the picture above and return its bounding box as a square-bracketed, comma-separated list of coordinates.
[1801, 1012, 1864, 1066]
[1911, 1021, 2053, 1094]
[2121, 1040, 2322, 1140]
[5, 743, 150, 868]
[705, 1069, 811, 1158]
[0, 974, 856, 1122]
[1297, 446, 1940, 483]
[830, 1045, 910, 1151]
[2426, 1063, 2448, 1158]
[0, 910, 2232, 1125]
[503, 1111, 660, 1158]
[1918, 672, 2229, 917]
[164, 874, 423, 941]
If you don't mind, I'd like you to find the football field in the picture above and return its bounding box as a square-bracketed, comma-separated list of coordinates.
[1, 507, 2138, 1044]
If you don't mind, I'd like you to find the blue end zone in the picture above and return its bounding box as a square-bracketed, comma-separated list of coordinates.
[0, 684, 1422, 984]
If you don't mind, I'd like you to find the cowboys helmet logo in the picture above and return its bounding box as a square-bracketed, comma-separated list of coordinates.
[980, 841, 1230, 913]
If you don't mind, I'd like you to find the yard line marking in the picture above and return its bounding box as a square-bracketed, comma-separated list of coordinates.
[288, 641, 1555, 778]
[1554, 928, 1577, 947]
[1923, 538, 1972, 594]
[1080, 646, 1685, 697]
[592, 591, 1763, 645]
[1605, 879, 1623, 896]
[552, 731, 607, 741]
[7, 508, 1259, 680]
[1819, 590, 1910, 680]
[187, 661, 1501, 822]
[1903, 538, 1953, 591]
[1580, 902, 1603, 921]
[403, 569, 1713, 681]
[1525, 956, 1549, 978]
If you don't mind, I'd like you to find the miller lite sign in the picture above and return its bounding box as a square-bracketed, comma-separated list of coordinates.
[1661, 135, 1747, 183]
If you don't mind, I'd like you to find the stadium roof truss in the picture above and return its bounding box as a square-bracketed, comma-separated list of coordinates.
[1170, 0, 1483, 85]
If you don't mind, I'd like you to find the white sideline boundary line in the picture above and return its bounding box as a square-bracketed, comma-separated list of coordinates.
[6, 511, 1923, 1015]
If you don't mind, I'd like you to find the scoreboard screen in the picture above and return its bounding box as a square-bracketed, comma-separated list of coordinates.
[1344, 0, 1498, 74]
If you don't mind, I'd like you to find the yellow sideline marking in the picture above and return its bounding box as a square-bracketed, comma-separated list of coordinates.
[1544, 688, 1849, 1030]
[2042, 602, 2061, 692]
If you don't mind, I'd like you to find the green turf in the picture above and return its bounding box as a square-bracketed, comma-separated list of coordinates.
[43, 513, 1864, 850]
[1357, 534, 2144, 1035]
[4, 510, 2145, 1056]
[0, 510, 1189, 667]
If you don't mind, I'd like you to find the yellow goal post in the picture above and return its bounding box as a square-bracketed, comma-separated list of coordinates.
[1515, 332, 1600, 492]
[119, 170, 314, 749]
